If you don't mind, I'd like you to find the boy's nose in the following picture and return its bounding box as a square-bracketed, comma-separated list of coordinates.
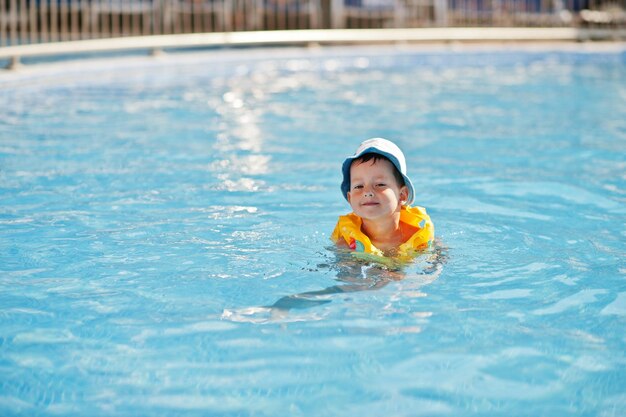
[364, 189, 374, 197]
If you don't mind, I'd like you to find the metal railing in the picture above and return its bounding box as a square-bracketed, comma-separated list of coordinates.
[1, 1, 625, 47]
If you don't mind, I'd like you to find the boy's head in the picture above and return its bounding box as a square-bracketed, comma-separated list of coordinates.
[341, 138, 415, 205]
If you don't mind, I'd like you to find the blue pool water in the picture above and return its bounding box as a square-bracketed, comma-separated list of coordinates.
[1, 44, 625, 416]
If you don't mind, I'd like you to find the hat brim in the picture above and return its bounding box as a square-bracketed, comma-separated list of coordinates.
[341, 147, 415, 205]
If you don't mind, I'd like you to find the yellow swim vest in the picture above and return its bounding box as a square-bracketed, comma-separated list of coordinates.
[330, 205, 434, 258]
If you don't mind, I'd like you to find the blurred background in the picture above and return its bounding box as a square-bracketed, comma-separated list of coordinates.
[1, 0, 625, 47]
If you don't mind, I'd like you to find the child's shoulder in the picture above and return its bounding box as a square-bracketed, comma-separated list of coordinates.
[404, 205, 429, 215]
[401, 205, 432, 224]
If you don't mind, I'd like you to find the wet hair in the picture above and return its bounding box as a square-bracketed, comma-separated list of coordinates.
[352, 153, 405, 187]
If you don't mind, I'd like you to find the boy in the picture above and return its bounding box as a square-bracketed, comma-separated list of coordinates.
[331, 138, 434, 258]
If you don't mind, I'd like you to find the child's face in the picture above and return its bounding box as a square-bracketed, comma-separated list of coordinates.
[347, 158, 408, 221]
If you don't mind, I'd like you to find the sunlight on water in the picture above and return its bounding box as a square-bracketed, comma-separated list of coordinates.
[1, 45, 625, 416]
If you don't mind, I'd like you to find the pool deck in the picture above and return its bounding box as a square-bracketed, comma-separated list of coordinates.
[1, 27, 626, 69]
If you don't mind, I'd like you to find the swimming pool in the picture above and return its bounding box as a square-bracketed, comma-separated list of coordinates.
[1, 44, 625, 416]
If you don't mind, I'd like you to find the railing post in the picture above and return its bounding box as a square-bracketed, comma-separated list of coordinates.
[0, 0, 6, 47]
[9, 0, 17, 46]
[331, 0, 344, 28]
[434, 0, 448, 26]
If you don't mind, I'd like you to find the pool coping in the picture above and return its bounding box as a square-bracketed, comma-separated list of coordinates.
[2, 27, 626, 69]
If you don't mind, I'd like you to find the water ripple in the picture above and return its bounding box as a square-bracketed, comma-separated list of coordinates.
[533, 289, 609, 316]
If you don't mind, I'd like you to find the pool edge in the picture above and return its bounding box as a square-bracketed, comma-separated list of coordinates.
[1, 27, 626, 69]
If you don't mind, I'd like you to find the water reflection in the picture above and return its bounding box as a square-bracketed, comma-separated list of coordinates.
[222, 242, 447, 323]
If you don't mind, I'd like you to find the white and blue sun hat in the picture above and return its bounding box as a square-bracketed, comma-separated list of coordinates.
[340, 138, 415, 205]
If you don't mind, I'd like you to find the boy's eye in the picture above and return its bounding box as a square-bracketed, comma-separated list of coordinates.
[376, 183, 386, 187]
[353, 185, 363, 190]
